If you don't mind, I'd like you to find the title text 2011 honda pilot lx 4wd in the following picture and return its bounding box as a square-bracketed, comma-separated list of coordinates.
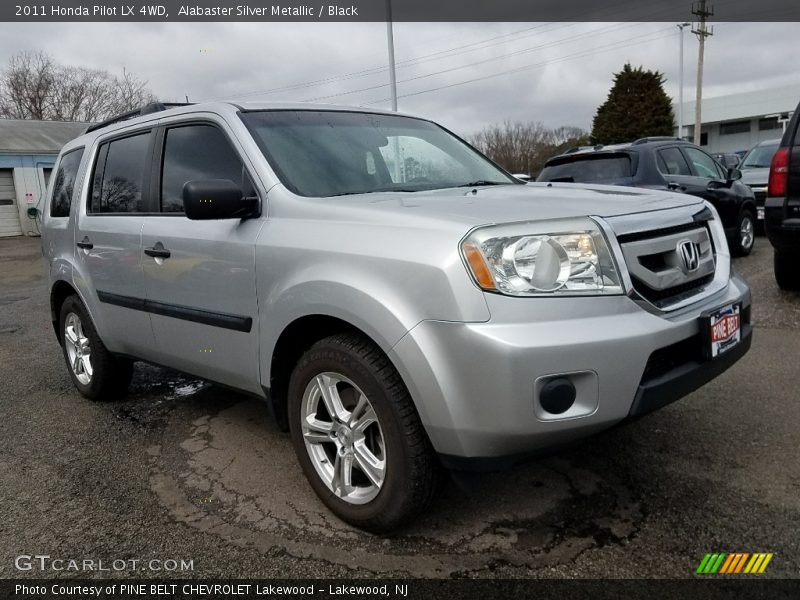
[42, 102, 751, 532]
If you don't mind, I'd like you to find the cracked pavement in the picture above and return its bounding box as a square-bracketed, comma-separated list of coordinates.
[1, 235, 799, 578]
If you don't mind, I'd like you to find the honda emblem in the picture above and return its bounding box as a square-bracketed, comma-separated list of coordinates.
[677, 239, 700, 273]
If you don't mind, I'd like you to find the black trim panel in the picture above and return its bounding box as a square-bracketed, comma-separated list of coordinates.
[628, 323, 752, 418]
[96, 290, 252, 333]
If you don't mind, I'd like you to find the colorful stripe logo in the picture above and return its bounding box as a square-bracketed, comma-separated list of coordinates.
[696, 553, 774, 574]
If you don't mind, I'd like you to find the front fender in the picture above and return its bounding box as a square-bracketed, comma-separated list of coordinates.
[260, 278, 425, 384]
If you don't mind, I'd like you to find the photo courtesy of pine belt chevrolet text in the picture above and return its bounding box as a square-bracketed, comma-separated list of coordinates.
[41, 102, 752, 532]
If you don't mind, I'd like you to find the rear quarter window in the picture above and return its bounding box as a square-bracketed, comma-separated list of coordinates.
[49, 148, 84, 218]
[538, 155, 633, 183]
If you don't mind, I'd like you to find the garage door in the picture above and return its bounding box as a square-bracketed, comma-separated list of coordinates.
[0, 169, 22, 237]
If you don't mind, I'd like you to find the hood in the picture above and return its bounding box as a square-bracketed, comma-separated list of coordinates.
[320, 182, 703, 228]
[740, 168, 770, 187]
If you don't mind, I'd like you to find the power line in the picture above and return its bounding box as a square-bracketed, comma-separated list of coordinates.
[201, 0, 671, 102]
[202, 23, 565, 102]
[305, 22, 673, 103]
[362, 27, 677, 106]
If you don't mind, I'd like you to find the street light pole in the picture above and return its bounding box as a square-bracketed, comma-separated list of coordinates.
[677, 22, 690, 140]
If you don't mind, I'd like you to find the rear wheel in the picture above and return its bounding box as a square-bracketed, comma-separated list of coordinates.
[732, 210, 755, 257]
[774, 250, 800, 290]
[287, 333, 438, 533]
[59, 295, 133, 400]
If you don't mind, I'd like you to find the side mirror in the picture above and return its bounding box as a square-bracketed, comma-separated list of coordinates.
[726, 167, 742, 182]
[183, 179, 258, 220]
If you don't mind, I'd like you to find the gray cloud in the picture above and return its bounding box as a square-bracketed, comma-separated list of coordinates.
[1, 20, 798, 135]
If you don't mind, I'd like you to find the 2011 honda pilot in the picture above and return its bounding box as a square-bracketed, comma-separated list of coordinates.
[42, 102, 752, 532]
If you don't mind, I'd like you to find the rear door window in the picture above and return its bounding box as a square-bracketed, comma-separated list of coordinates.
[538, 155, 632, 183]
[50, 147, 84, 218]
[656, 147, 692, 176]
[90, 132, 151, 213]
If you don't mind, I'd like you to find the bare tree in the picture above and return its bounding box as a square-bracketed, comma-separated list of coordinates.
[0, 50, 157, 122]
[471, 121, 589, 176]
[1, 51, 56, 119]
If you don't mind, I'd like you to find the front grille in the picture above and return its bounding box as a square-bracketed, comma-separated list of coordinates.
[618, 223, 717, 309]
[632, 273, 715, 307]
[617, 221, 705, 244]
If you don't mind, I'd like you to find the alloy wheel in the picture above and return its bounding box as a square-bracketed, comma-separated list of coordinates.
[740, 216, 754, 252]
[64, 312, 93, 385]
[300, 372, 386, 505]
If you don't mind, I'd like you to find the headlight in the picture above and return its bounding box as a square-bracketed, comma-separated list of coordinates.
[461, 218, 624, 296]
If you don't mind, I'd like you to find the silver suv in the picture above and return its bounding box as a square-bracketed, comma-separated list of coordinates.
[42, 102, 752, 532]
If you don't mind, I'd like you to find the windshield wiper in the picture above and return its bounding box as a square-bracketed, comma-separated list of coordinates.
[330, 188, 419, 196]
[456, 180, 509, 188]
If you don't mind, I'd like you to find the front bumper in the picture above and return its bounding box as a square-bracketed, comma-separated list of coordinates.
[389, 273, 751, 468]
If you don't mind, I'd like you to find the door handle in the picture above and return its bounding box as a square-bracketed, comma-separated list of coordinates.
[144, 245, 171, 259]
[76, 237, 93, 250]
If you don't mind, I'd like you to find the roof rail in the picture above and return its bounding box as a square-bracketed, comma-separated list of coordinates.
[631, 136, 682, 145]
[85, 102, 193, 133]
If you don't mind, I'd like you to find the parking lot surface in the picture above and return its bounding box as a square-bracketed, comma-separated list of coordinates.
[1, 235, 798, 578]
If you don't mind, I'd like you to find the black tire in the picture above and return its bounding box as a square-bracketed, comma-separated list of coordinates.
[732, 210, 756, 257]
[287, 333, 438, 533]
[59, 294, 133, 401]
[774, 250, 800, 291]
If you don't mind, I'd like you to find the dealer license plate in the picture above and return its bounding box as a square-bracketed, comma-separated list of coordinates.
[707, 304, 741, 358]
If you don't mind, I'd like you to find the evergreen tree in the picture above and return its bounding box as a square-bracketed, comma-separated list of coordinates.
[591, 63, 675, 145]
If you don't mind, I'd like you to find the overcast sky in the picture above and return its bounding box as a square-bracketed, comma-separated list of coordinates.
[1, 20, 798, 135]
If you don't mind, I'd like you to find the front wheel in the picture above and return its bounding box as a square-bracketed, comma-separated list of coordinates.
[59, 295, 133, 400]
[774, 250, 800, 291]
[287, 333, 438, 533]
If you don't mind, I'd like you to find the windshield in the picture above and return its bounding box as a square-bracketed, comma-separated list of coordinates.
[240, 110, 517, 197]
[741, 142, 780, 169]
[537, 155, 633, 183]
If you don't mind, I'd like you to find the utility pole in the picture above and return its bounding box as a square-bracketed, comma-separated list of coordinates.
[692, 0, 713, 146]
[385, 0, 398, 112]
[385, 0, 402, 181]
[677, 22, 690, 140]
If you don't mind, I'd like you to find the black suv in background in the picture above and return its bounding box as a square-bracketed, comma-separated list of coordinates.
[765, 103, 800, 290]
[537, 138, 758, 256]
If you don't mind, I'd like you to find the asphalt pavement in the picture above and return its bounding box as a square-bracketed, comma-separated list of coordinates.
[1, 234, 798, 579]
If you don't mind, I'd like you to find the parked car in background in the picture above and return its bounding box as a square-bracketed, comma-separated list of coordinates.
[537, 137, 758, 256]
[740, 138, 782, 224]
[712, 152, 742, 169]
[764, 105, 800, 289]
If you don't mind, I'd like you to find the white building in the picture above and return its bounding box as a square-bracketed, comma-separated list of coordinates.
[0, 119, 88, 237]
[673, 84, 799, 154]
